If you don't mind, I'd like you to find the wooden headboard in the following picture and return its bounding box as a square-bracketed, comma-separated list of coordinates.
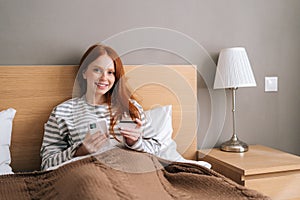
[0, 65, 197, 172]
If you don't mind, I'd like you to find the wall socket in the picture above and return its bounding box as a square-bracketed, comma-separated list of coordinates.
[265, 77, 278, 92]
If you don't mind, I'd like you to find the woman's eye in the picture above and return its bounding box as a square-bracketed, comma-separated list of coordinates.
[93, 68, 102, 73]
[108, 71, 115, 75]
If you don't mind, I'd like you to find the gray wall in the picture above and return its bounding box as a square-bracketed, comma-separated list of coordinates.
[1, 0, 299, 155]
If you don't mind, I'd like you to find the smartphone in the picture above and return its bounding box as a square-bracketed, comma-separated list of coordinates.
[88, 119, 108, 135]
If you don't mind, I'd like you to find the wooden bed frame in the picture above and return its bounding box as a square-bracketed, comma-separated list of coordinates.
[0, 65, 197, 172]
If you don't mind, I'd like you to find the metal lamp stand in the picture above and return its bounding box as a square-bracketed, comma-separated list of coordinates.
[220, 88, 248, 152]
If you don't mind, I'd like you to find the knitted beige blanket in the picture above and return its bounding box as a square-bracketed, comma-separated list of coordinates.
[0, 148, 270, 200]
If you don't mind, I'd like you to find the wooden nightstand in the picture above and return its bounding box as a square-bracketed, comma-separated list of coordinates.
[197, 145, 300, 200]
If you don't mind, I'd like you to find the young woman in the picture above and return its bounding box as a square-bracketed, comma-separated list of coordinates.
[40, 44, 160, 170]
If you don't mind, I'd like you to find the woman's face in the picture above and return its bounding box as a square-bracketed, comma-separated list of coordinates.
[83, 54, 116, 101]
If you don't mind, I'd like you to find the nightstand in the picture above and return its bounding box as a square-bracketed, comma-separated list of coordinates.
[197, 145, 300, 200]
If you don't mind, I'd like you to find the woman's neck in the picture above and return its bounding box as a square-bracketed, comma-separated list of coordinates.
[84, 92, 106, 105]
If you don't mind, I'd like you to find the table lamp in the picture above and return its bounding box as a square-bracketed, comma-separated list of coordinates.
[213, 47, 256, 152]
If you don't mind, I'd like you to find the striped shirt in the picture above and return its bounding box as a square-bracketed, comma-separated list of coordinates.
[40, 96, 161, 170]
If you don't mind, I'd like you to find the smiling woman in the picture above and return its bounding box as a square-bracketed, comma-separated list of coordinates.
[40, 44, 161, 170]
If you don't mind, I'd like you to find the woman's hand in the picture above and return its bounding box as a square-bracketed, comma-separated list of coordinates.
[119, 118, 143, 146]
[74, 131, 108, 157]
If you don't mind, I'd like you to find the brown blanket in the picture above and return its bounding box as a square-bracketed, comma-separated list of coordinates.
[0, 148, 270, 200]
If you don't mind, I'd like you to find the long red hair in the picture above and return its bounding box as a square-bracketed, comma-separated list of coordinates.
[77, 44, 140, 141]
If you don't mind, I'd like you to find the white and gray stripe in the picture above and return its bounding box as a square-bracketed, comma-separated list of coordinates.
[40, 96, 161, 170]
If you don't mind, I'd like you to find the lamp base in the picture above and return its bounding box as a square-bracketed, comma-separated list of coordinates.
[220, 139, 248, 152]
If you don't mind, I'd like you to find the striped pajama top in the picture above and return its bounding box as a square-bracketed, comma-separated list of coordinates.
[40, 96, 161, 170]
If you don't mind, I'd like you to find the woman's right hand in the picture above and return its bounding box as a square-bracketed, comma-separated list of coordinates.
[74, 132, 108, 157]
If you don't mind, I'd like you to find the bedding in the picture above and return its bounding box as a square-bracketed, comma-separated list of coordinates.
[145, 105, 211, 168]
[0, 148, 270, 200]
[0, 108, 16, 175]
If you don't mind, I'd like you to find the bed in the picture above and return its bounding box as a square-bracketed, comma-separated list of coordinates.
[0, 65, 270, 199]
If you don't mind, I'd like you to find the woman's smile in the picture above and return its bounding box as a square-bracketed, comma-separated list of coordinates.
[95, 81, 109, 90]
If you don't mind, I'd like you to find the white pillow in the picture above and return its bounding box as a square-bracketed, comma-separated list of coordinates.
[145, 105, 173, 150]
[0, 108, 16, 175]
[145, 105, 211, 169]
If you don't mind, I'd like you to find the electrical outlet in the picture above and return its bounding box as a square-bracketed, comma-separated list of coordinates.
[265, 77, 278, 92]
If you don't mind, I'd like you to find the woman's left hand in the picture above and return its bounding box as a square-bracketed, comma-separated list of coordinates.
[119, 118, 142, 146]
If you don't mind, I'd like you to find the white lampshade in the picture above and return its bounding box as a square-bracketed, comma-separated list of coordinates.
[214, 47, 257, 89]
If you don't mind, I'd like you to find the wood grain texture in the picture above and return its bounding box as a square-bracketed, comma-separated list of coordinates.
[0, 66, 78, 172]
[0, 65, 197, 172]
[198, 145, 300, 200]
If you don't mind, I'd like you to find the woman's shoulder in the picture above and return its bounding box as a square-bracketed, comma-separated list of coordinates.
[53, 97, 85, 112]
